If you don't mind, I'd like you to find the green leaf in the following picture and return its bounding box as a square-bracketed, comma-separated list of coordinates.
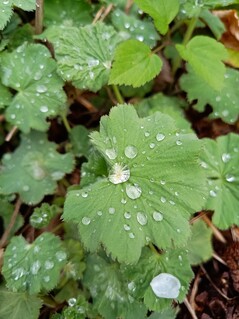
[0, 131, 74, 205]
[63, 104, 206, 263]
[176, 36, 228, 90]
[200, 10, 225, 40]
[30, 203, 59, 229]
[70, 125, 91, 158]
[44, 0, 91, 27]
[0, 286, 42, 319]
[2, 232, 67, 294]
[120, 81, 153, 98]
[122, 247, 193, 311]
[181, 66, 239, 124]
[148, 308, 177, 319]
[200, 133, 239, 229]
[111, 9, 160, 48]
[83, 254, 147, 319]
[135, 0, 179, 35]
[188, 219, 213, 265]
[1, 43, 67, 133]
[109, 40, 162, 87]
[58, 295, 97, 319]
[0, 82, 12, 108]
[55, 23, 120, 92]
[13, 0, 35, 11]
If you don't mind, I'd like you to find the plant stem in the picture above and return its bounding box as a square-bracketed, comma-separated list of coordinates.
[35, 0, 44, 35]
[61, 113, 71, 133]
[112, 85, 124, 104]
[172, 17, 198, 76]
[149, 243, 159, 255]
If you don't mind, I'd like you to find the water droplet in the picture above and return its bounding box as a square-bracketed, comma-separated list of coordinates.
[200, 161, 208, 169]
[105, 148, 117, 160]
[36, 85, 47, 93]
[160, 180, 166, 185]
[128, 281, 136, 291]
[160, 196, 166, 203]
[129, 232, 135, 239]
[156, 133, 165, 141]
[45, 260, 54, 269]
[153, 211, 163, 221]
[109, 207, 115, 214]
[144, 132, 150, 137]
[121, 198, 127, 204]
[81, 191, 88, 198]
[31, 260, 41, 275]
[215, 96, 221, 102]
[222, 153, 231, 163]
[44, 275, 50, 282]
[209, 190, 217, 197]
[109, 163, 130, 184]
[56, 251, 67, 261]
[40, 105, 48, 113]
[124, 212, 131, 219]
[97, 211, 103, 216]
[226, 174, 235, 182]
[87, 58, 99, 67]
[126, 184, 142, 199]
[23, 185, 29, 192]
[176, 140, 182, 146]
[150, 273, 181, 299]
[82, 217, 91, 225]
[136, 212, 147, 225]
[124, 224, 130, 231]
[124, 145, 138, 159]
[136, 35, 144, 42]
[68, 298, 76, 307]
[149, 143, 155, 149]
[13, 268, 25, 280]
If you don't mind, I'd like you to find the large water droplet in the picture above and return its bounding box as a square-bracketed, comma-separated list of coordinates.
[82, 217, 91, 225]
[150, 273, 181, 299]
[136, 212, 147, 225]
[226, 174, 235, 182]
[126, 184, 142, 199]
[124, 145, 138, 159]
[105, 148, 117, 160]
[153, 211, 163, 222]
[109, 163, 130, 184]
[156, 133, 165, 141]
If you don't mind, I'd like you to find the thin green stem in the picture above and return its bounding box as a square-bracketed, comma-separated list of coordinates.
[149, 243, 159, 255]
[35, 0, 44, 35]
[112, 85, 124, 104]
[61, 113, 71, 133]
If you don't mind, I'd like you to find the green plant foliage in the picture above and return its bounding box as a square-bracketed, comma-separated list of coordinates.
[0, 286, 42, 319]
[148, 308, 177, 319]
[0, 43, 66, 132]
[69, 125, 91, 158]
[0, 131, 74, 204]
[176, 36, 228, 90]
[63, 105, 206, 263]
[109, 40, 162, 87]
[0, 0, 35, 30]
[83, 254, 147, 319]
[135, 0, 180, 35]
[188, 219, 213, 265]
[30, 203, 59, 229]
[0, 82, 12, 108]
[111, 9, 160, 48]
[200, 133, 239, 229]
[120, 81, 153, 98]
[55, 23, 120, 92]
[2, 232, 67, 294]
[180, 66, 239, 124]
[200, 10, 225, 40]
[44, 0, 91, 27]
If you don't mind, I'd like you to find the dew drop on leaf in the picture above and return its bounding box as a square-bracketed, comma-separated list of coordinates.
[156, 133, 165, 141]
[153, 211, 163, 222]
[225, 174, 235, 182]
[109, 207, 115, 214]
[56, 251, 67, 261]
[105, 148, 117, 160]
[209, 190, 217, 197]
[129, 232, 135, 239]
[124, 145, 138, 159]
[108, 163, 130, 184]
[124, 212, 131, 219]
[150, 273, 181, 299]
[45, 260, 54, 270]
[31, 261, 41, 275]
[136, 212, 147, 225]
[81, 191, 88, 198]
[221, 153, 231, 163]
[176, 140, 182, 146]
[36, 85, 47, 93]
[126, 184, 142, 199]
[149, 143, 155, 149]
[68, 298, 77, 307]
[82, 217, 91, 225]
[40, 106, 48, 113]
[124, 224, 131, 231]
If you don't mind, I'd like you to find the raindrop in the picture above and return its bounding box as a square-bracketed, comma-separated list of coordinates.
[124, 212, 131, 219]
[13, 268, 25, 280]
[82, 217, 91, 225]
[126, 184, 142, 199]
[109, 207, 115, 214]
[45, 260, 54, 270]
[215, 96, 221, 102]
[87, 58, 99, 67]
[68, 298, 76, 307]
[144, 132, 150, 137]
[128, 281, 136, 291]
[97, 211, 103, 216]
[129, 232, 135, 239]
[81, 192, 88, 198]
[156, 133, 165, 141]
[160, 196, 166, 203]
[226, 174, 235, 182]
[56, 251, 67, 261]
[150, 273, 181, 299]
[36, 85, 47, 93]
[136, 35, 144, 42]
[121, 198, 127, 204]
[149, 143, 155, 149]
[176, 140, 182, 146]
[153, 211, 163, 222]
[40, 106, 48, 113]
[124, 145, 138, 159]
[124, 224, 131, 231]
[105, 148, 117, 160]
[221, 153, 231, 163]
[136, 212, 147, 225]
[31, 261, 41, 275]
[44, 276, 50, 282]
[108, 163, 130, 184]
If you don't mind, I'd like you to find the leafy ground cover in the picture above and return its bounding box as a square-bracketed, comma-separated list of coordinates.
[0, 1, 239, 318]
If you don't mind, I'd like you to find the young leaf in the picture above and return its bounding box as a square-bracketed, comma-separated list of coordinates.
[180, 66, 239, 124]
[0, 43, 67, 133]
[176, 36, 228, 90]
[200, 133, 239, 229]
[44, 0, 91, 27]
[134, 0, 180, 35]
[109, 40, 162, 87]
[2, 232, 67, 294]
[0, 286, 42, 319]
[55, 23, 120, 92]
[30, 203, 59, 229]
[63, 104, 206, 263]
[111, 9, 160, 48]
[0, 131, 74, 205]
[188, 220, 213, 265]
[83, 254, 147, 319]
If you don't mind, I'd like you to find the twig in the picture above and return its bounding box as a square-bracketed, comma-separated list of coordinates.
[189, 271, 201, 308]
[92, 6, 105, 24]
[213, 252, 227, 266]
[184, 297, 198, 319]
[125, 0, 134, 14]
[106, 87, 118, 104]
[99, 4, 113, 22]
[190, 211, 208, 224]
[0, 198, 22, 249]
[5, 126, 18, 142]
[35, 0, 44, 35]
[76, 95, 98, 112]
[201, 213, 227, 244]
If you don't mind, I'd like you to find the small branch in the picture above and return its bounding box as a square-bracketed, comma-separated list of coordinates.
[189, 271, 201, 307]
[35, 0, 44, 35]
[152, 41, 171, 54]
[99, 4, 113, 22]
[5, 126, 18, 142]
[125, 0, 134, 14]
[213, 252, 227, 266]
[92, 6, 105, 24]
[184, 297, 198, 319]
[106, 87, 118, 104]
[201, 213, 227, 244]
[112, 85, 124, 104]
[76, 95, 98, 112]
[0, 198, 22, 249]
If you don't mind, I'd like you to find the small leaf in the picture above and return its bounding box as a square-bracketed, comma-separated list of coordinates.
[70, 125, 91, 158]
[0, 43, 67, 133]
[188, 219, 213, 265]
[2, 232, 67, 294]
[111, 9, 160, 48]
[180, 66, 239, 124]
[0, 82, 12, 108]
[200, 133, 239, 229]
[0, 286, 42, 319]
[200, 10, 225, 40]
[30, 203, 59, 229]
[44, 0, 91, 27]
[0, 131, 74, 205]
[55, 22, 120, 92]
[63, 104, 206, 263]
[176, 36, 228, 90]
[109, 40, 162, 87]
[134, 0, 179, 35]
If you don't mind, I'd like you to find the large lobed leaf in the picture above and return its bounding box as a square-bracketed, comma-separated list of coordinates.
[63, 104, 206, 263]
